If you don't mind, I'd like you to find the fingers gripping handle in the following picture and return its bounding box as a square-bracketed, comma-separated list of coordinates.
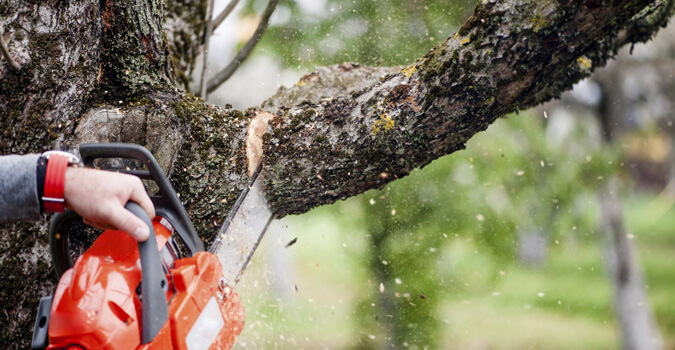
[79, 143, 205, 255]
[125, 202, 169, 344]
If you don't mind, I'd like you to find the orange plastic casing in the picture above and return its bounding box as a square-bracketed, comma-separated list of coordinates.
[47, 219, 245, 349]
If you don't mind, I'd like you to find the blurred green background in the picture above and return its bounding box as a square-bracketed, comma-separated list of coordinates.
[234, 114, 675, 349]
[203, 0, 675, 348]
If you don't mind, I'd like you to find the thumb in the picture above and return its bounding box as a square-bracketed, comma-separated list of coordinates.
[111, 209, 151, 242]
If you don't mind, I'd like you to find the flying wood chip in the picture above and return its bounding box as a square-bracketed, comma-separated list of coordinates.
[285, 237, 297, 248]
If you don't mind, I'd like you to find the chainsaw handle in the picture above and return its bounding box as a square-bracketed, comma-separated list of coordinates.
[126, 201, 169, 344]
[79, 143, 205, 255]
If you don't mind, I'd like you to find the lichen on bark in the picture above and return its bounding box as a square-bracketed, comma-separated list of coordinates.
[169, 92, 251, 243]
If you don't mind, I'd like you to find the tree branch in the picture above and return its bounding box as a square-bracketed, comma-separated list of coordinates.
[199, 0, 216, 99]
[619, 0, 674, 49]
[258, 0, 668, 217]
[262, 63, 402, 110]
[213, 0, 242, 31]
[0, 26, 21, 71]
[206, 0, 280, 93]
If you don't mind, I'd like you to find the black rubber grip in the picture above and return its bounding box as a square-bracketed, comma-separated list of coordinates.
[125, 202, 169, 344]
[30, 295, 53, 350]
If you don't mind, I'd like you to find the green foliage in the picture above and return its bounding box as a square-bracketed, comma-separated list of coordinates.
[241, 0, 475, 68]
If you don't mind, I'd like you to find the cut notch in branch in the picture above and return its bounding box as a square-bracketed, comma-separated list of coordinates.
[246, 110, 274, 177]
[206, 0, 280, 94]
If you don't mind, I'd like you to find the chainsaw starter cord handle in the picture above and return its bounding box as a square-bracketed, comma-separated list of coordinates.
[126, 201, 170, 344]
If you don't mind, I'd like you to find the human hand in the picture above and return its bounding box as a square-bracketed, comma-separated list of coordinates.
[63, 167, 156, 241]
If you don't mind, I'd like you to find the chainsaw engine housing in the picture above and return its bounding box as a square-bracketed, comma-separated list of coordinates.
[40, 220, 244, 350]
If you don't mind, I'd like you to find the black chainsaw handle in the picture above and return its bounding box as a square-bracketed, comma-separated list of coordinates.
[50, 143, 204, 278]
[125, 201, 169, 344]
[79, 143, 204, 255]
[48, 210, 80, 278]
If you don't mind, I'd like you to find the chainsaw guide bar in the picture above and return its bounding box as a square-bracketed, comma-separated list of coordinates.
[210, 162, 275, 288]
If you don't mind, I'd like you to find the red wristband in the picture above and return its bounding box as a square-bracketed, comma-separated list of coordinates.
[43, 154, 69, 212]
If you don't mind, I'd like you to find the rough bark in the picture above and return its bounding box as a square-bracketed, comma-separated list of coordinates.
[0, 0, 673, 347]
[260, 0, 675, 216]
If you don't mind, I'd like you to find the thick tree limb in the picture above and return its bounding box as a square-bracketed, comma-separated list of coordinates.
[259, 0, 675, 217]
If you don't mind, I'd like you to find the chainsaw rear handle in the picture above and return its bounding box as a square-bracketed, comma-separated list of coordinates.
[126, 201, 170, 344]
[49, 143, 205, 278]
[48, 209, 84, 279]
[79, 143, 204, 255]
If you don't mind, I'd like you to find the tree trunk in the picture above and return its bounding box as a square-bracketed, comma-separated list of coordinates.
[599, 178, 663, 350]
[0, 0, 673, 346]
[591, 26, 675, 347]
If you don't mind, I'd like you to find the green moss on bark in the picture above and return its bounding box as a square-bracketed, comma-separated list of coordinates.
[169, 93, 250, 245]
[99, 0, 174, 100]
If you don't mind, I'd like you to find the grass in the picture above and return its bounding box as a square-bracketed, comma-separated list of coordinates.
[231, 191, 675, 349]
[441, 302, 618, 350]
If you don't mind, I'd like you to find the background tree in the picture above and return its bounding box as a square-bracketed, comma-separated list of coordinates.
[0, 0, 673, 348]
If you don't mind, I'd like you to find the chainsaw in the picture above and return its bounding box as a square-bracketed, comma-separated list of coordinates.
[31, 143, 274, 350]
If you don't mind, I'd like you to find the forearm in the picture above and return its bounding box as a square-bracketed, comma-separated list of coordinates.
[0, 154, 41, 223]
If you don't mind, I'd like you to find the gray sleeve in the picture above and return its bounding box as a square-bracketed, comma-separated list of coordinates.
[0, 154, 42, 223]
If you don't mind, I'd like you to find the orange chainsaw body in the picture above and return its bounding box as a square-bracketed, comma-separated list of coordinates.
[46, 219, 245, 350]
